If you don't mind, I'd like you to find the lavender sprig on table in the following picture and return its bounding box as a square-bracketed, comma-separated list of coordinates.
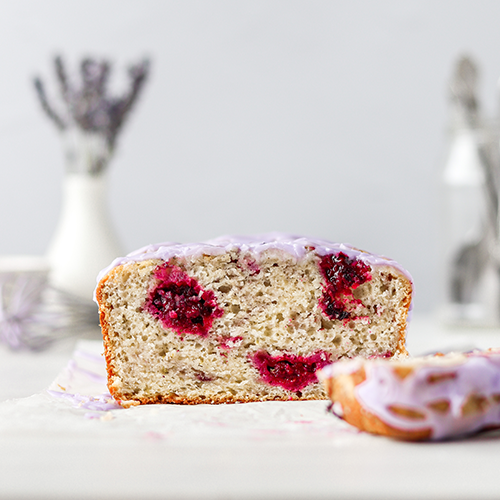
[33, 56, 150, 175]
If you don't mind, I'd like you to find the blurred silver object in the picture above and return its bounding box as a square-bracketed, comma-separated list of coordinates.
[442, 55, 500, 325]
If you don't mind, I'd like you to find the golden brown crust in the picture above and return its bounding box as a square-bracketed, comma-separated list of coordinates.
[113, 392, 328, 406]
[395, 274, 412, 358]
[96, 265, 126, 401]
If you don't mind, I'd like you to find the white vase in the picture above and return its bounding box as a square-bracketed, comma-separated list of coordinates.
[47, 172, 123, 302]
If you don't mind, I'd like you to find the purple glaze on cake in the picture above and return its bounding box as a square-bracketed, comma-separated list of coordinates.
[95, 233, 413, 296]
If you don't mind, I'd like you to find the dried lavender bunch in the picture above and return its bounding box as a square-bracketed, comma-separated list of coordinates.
[34, 55, 150, 175]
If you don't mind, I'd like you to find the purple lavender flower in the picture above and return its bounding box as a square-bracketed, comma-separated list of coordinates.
[34, 55, 150, 175]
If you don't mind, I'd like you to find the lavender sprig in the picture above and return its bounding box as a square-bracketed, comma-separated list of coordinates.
[55, 55, 72, 112]
[33, 78, 66, 131]
[33, 55, 150, 173]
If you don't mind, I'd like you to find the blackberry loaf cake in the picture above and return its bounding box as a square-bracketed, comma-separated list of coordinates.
[318, 349, 500, 441]
[95, 234, 413, 406]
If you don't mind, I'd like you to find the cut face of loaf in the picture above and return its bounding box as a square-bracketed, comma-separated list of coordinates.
[95, 236, 413, 405]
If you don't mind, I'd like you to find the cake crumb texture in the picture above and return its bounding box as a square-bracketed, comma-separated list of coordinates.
[96, 239, 412, 405]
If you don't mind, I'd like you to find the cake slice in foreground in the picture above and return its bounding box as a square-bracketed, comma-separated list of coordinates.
[95, 234, 413, 405]
[318, 349, 500, 441]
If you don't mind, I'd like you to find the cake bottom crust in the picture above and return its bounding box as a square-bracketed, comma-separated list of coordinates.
[113, 392, 328, 407]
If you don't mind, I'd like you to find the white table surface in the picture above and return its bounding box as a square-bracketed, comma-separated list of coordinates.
[0, 315, 500, 500]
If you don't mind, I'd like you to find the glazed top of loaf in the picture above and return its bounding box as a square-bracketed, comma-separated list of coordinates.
[96, 233, 413, 287]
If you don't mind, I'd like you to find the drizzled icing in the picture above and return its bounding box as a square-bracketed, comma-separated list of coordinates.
[95, 233, 413, 295]
[318, 350, 500, 440]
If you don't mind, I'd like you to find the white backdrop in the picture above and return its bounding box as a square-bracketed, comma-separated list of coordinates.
[1, 0, 500, 313]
